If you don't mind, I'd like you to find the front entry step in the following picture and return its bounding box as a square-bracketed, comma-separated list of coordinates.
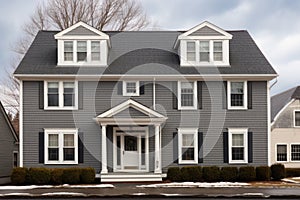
[100, 173, 163, 182]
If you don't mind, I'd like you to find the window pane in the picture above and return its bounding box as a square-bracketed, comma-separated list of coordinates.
[200, 41, 209, 62]
[48, 134, 58, 147]
[64, 41, 73, 61]
[48, 82, 59, 107]
[277, 145, 287, 161]
[13, 153, 18, 168]
[117, 136, 121, 166]
[64, 82, 75, 107]
[141, 137, 146, 166]
[48, 148, 59, 161]
[231, 82, 244, 107]
[182, 134, 194, 146]
[77, 41, 87, 61]
[63, 148, 75, 161]
[91, 41, 101, 61]
[187, 42, 196, 61]
[232, 147, 244, 160]
[292, 145, 300, 161]
[126, 82, 137, 94]
[182, 147, 194, 160]
[232, 134, 244, 146]
[295, 112, 300, 126]
[181, 82, 194, 107]
[64, 134, 74, 146]
[214, 41, 223, 62]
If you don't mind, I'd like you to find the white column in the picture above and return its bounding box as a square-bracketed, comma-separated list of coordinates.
[154, 124, 161, 173]
[101, 125, 108, 174]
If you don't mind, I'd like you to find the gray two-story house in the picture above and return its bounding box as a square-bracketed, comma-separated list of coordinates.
[14, 21, 277, 182]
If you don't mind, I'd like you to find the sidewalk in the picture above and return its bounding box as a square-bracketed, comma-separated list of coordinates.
[1, 181, 300, 198]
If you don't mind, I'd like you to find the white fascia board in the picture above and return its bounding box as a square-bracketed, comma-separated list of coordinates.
[54, 21, 109, 39]
[14, 74, 278, 81]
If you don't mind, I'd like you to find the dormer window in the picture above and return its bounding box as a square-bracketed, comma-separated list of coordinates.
[77, 41, 87, 62]
[175, 21, 232, 67]
[55, 22, 111, 67]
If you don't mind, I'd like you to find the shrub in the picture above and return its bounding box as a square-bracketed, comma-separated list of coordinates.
[11, 167, 28, 185]
[62, 168, 81, 184]
[203, 166, 220, 182]
[256, 166, 271, 181]
[180, 166, 203, 182]
[51, 168, 64, 185]
[271, 164, 285, 180]
[220, 167, 238, 182]
[286, 168, 300, 178]
[27, 168, 51, 185]
[167, 167, 182, 182]
[80, 168, 95, 184]
[239, 166, 256, 182]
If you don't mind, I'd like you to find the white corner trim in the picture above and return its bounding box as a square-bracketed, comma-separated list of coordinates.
[267, 81, 271, 166]
[97, 99, 166, 119]
[19, 80, 23, 167]
[227, 80, 248, 110]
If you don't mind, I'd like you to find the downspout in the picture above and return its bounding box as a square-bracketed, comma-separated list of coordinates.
[153, 78, 156, 110]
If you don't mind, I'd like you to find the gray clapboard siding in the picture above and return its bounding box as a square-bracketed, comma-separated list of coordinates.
[64, 26, 99, 36]
[189, 26, 224, 36]
[23, 80, 268, 173]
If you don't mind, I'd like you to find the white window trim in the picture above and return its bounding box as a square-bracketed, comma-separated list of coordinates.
[178, 81, 197, 110]
[275, 143, 288, 163]
[227, 81, 248, 110]
[44, 80, 78, 110]
[180, 40, 230, 67]
[290, 143, 300, 162]
[294, 110, 300, 128]
[123, 81, 140, 96]
[228, 128, 248, 164]
[178, 128, 198, 164]
[44, 128, 78, 165]
[58, 40, 107, 67]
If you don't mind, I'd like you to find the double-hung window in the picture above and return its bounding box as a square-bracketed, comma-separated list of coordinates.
[229, 128, 248, 164]
[178, 81, 197, 110]
[123, 81, 139, 96]
[186, 41, 196, 61]
[291, 144, 300, 161]
[45, 81, 78, 110]
[199, 41, 209, 62]
[77, 41, 87, 62]
[213, 41, 223, 61]
[294, 111, 300, 127]
[228, 81, 247, 109]
[45, 129, 78, 164]
[64, 41, 73, 61]
[91, 41, 101, 61]
[178, 128, 198, 164]
[276, 144, 287, 162]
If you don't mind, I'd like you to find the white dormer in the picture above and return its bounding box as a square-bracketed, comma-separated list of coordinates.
[55, 22, 110, 67]
[174, 21, 232, 67]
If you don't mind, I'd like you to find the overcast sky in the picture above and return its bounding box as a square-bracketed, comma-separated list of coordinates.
[0, 0, 300, 95]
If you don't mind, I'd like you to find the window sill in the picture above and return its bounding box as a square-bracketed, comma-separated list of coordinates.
[228, 107, 248, 110]
[229, 161, 248, 164]
[45, 161, 78, 165]
[44, 107, 78, 111]
[123, 94, 140, 97]
[179, 160, 198, 164]
[178, 106, 197, 110]
[180, 62, 230, 67]
[57, 63, 108, 67]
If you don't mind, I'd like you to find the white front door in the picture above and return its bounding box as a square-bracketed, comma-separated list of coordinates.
[123, 135, 139, 170]
[113, 127, 149, 172]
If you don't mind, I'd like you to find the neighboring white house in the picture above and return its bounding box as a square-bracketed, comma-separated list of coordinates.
[271, 86, 300, 167]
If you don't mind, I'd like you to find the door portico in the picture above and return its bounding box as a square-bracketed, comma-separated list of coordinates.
[94, 99, 167, 175]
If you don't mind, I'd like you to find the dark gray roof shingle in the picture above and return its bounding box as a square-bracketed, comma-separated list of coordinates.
[271, 86, 300, 122]
[14, 30, 277, 76]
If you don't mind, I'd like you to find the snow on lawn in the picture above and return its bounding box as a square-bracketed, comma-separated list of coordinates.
[137, 182, 250, 188]
[0, 193, 33, 197]
[42, 192, 86, 197]
[0, 184, 114, 190]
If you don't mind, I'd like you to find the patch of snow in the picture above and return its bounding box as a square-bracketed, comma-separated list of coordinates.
[42, 192, 86, 197]
[282, 178, 300, 184]
[66, 184, 114, 188]
[242, 193, 265, 196]
[0, 184, 114, 190]
[132, 193, 146, 196]
[161, 193, 181, 196]
[0, 185, 53, 190]
[0, 193, 33, 197]
[137, 182, 250, 188]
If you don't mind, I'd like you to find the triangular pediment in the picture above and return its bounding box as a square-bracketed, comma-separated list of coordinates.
[54, 21, 109, 40]
[97, 99, 167, 119]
